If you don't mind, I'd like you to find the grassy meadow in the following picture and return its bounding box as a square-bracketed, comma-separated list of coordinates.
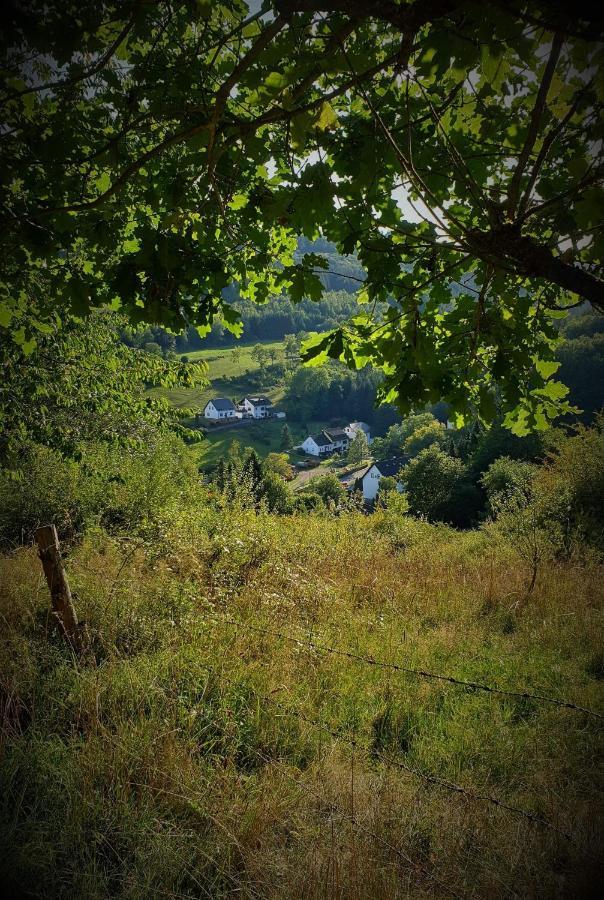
[148, 340, 307, 469]
[1, 503, 602, 898]
[149, 340, 287, 413]
[188, 419, 311, 470]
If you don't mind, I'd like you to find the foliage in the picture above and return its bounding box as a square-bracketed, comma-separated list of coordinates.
[0, 311, 207, 465]
[264, 452, 292, 480]
[0, 433, 201, 546]
[371, 413, 440, 459]
[557, 332, 604, 424]
[279, 423, 294, 452]
[2, 3, 602, 426]
[402, 446, 466, 524]
[532, 419, 604, 553]
[346, 428, 369, 465]
[469, 423, 546, 475]
[261, 470, 292, 514]
[403, 419, 446, 457]
[310, 472, 346, 506]
[481, 456, 537, 518]
[213, 447, 294, 514]
[283, 361, 397, 428]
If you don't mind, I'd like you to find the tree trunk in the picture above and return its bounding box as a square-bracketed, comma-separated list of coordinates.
[35, 525, 83, 653]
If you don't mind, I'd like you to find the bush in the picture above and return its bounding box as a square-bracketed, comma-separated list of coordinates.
[0, 445, 101, 546]
[292, 491, 323, 512]
[312, 473, 346, 505]
[402, 446, 466, 524]
[481, 456, 536, 518]
[0, 434, 202, 546]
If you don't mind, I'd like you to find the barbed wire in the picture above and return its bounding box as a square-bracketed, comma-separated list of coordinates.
[249, 744, 464, 900]
[198, 660, 524, 899]
[196, 654, 581, 845]
[261, 691, 575, 842]
[214, 614, 603, 720]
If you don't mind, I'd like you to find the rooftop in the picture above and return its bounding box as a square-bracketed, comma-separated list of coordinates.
[325, 428, 349, 442]
[247, 396, 272, 406]
[311, 431, 335, 448]
[207, 397, 235, 411]
[373, 457, 407, 478]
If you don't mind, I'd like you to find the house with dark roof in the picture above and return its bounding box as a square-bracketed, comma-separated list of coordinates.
[344, 457, 407, 501]
[242, 396, 273, 418]
[301, 427, 351, 457]
[204, 398, 237, 420]
[301, 430, 335, 456]
[325, 428, 349, 448]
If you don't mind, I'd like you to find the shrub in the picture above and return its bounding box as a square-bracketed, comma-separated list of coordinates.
[481, 456, 536, 518]
[0, 434, 201, 546]
[402, 446, 466, 524]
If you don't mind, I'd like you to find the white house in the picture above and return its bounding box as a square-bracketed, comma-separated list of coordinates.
[204, 398, 237, 420]
[344, 458, 405, 501]
[344, 421, 372, 444]
[326, 428, 349, 451]
[302, 428, 350, 457]
[242, 396, 273, 418]
[302, 431, 335, 456]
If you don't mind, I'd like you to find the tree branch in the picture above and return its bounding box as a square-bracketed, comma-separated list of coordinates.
[506, 32, 563, 218]
[1, 10, 137, 104]
[467, 226, 604, 310]
[517, 84, 590, 217]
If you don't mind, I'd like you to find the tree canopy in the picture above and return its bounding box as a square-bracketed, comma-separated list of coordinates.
[2, 1, 603, 432]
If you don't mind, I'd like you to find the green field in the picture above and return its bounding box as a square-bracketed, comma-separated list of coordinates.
[189, 419, 305, 469]
[151, 340, 359, 472]
[149, 340, 288, 413]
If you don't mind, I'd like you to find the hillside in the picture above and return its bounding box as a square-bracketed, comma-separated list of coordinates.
[2, 506, 602, 898]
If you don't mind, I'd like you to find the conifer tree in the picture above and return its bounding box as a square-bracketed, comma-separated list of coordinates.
[280, 424, 293, 452]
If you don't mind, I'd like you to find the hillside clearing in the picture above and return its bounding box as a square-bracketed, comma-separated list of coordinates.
[1, 509, 602, 898]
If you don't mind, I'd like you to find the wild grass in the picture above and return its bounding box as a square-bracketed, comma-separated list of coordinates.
[1, 506, 603, 898]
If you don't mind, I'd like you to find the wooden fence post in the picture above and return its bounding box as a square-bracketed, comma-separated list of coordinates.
[35, 525, 82, 652]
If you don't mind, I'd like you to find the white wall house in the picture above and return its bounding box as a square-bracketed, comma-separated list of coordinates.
[302, 431, 334, 456]
[344, 421, 372, 444]
[326, 428, 350, 452]
[302, 429, 351, 457]
[243, 396, 273, 418]
[345, 458, 405, 501]
[204, 398, 237, 420]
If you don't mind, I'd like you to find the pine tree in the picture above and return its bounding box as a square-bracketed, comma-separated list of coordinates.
[280, 423, 293, 452]
[242, 449, 264, 500]
[215, 458, 226, 492]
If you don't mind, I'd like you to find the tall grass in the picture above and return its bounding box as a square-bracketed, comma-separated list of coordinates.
[1, 506, 603, 898]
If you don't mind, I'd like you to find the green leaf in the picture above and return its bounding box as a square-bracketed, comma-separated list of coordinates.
[95, 171, 111, 194]
[314, 101, 338, 131]
[228, 194, 248, 210]
[534, 358, 560, 379]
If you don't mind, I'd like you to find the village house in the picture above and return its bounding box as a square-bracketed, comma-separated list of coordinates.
[302, 428, 350, 457]
[344, 421, 372, 444]
[242, 396, 273, 418]
[301, 431, 335, 456]
[341, 457, 406, 501]
[204, 398, 238, 420]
